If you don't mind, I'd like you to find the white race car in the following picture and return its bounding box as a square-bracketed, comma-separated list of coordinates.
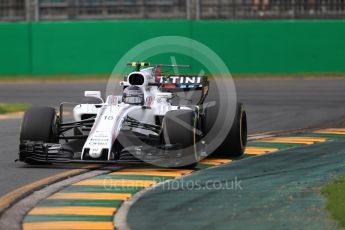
[19, 62, 247, 167]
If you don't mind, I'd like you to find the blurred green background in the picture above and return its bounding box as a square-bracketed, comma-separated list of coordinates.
[1, 20, 345, 77]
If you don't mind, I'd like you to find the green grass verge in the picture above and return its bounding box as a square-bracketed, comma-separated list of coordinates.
[0, 74, 109, 82]
[0, 103, 31, 114]
[321, 175, 345, 228]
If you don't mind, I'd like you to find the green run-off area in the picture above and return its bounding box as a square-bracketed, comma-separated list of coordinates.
[1, 20, 345, 76]
[322, 176, 345, 228]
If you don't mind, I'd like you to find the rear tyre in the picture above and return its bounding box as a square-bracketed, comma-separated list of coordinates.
[20, 106, 58, 164]
[162, 110, 199, 168]
[205, 103, 247, 157]
[227, 103, 247, 157]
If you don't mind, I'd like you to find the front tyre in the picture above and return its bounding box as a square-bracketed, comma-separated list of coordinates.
[162, 110, 200, 168]
[20, 106, 59, 164]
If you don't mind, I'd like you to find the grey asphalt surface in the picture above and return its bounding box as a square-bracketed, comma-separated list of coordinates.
[0, 78, 345, 197]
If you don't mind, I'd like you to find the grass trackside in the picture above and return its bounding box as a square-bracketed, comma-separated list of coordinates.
[0, 74, 109, 83]
[0, 103, 31, 114]
[321, 175, 345, 228]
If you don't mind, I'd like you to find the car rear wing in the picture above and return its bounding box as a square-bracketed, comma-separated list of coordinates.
[154, 75, 206, 89]
[154, 75, 209, 105]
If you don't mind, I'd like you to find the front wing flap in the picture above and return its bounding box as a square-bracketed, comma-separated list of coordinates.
[18, 141, 184, 165]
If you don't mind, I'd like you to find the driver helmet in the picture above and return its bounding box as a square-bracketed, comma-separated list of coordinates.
[122, 86, 144, 105]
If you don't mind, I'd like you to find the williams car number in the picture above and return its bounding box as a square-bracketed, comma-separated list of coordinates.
[103, 115, 114, 120]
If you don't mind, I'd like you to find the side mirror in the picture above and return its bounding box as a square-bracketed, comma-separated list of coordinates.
[84, 91, 104, 103]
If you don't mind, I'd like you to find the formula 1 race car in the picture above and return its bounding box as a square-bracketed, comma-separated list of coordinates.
[18, 62, 247, 167]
